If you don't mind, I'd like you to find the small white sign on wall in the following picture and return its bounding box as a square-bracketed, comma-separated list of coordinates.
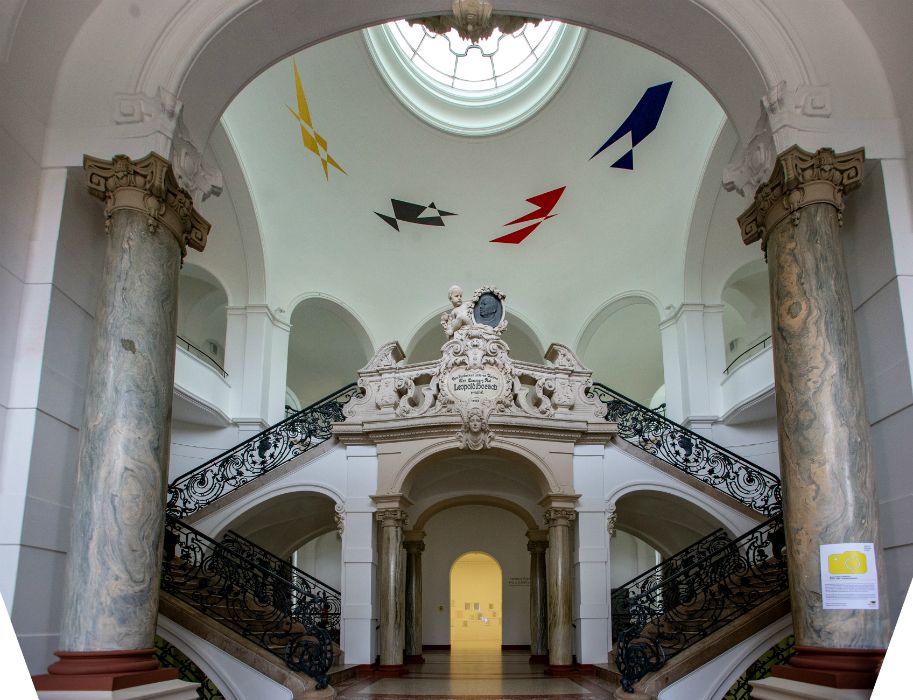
[820, 542, 879, 610]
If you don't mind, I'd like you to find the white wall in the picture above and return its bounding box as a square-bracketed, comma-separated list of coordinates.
[421, 506, 530, 647]
[611, 531, 660, 590]
[5, 168, 105, 672]
[294, 530, 342, 591]
[843, 161, 913, 629]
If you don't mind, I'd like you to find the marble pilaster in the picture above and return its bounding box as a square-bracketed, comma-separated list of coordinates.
[543, 505, 576, 672]
[375, 504, 409, 673]
[35, 153, 209, 692]
[526, 530, 549, 662]
[403, 531, 425, 663]
[739, 146, 888, 688]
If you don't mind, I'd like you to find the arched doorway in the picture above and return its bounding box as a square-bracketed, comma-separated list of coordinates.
[450, 551, 502, 650]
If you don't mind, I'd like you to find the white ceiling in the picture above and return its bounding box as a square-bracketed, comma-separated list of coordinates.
[211, 23, 729, 364]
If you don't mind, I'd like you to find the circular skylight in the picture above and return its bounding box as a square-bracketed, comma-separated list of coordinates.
[364, 20, 585, 136]
[389, 19, 560, 92]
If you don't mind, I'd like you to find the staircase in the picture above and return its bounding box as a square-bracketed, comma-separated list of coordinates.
[161, 380, 787, 695]
[590, 384, 789, 695]
[161, 516, 335, 688]
[611, 527, 732, 642]
[161, 386, 358, 690]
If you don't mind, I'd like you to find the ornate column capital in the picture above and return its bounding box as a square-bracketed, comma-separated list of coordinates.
[403, 529, 426, 552]
[334, 502, 345, 536]
[606, 506, 618, 538]
[544, 508, 576, 528]
[376, 508, 409, 528]
[738, 146, 864, 252]
[526, 529, 549, 552]
[84, 152, 211, 257]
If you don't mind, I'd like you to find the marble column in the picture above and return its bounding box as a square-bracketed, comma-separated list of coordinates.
[34, 154, 209, 693]
[376, 506, 409, 675]
[544, 507, 576, 673]
[527, 530, 549, 663]
[403, 531, 425, 663]
[739, 146, 888, 689]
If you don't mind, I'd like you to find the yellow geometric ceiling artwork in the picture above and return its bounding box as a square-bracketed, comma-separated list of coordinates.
[288, 61, 347, 180]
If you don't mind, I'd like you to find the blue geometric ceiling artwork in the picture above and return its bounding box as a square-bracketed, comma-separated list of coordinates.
[590, 81, 672, 170]
[375, 199, 456, 231]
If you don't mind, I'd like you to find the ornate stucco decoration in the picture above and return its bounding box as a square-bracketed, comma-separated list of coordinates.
[408, 0, 540, 43]
[339, 285, 609, 450]
[738, 146, 864, 252]
[84, 152, 210, 257]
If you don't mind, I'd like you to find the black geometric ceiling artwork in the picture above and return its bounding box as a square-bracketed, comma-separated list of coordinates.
[375, 199, 457, 231]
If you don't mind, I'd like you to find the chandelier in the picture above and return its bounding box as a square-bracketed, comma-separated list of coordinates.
[408, 0, 541, 43]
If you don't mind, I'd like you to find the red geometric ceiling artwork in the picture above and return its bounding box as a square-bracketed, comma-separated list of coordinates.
[491, 186, 567, 244]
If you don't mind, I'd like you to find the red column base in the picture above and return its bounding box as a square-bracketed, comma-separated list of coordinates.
[33, 649, 178, 691]
[374, 664, 408, 677]
[545, 663, 577, 676]
[772, 646, 885, 689]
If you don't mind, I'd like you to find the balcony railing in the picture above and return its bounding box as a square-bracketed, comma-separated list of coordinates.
[724, 335, 772, 375]
[176, 334, 227, 377]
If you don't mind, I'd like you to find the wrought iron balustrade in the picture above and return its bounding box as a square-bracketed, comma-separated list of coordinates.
[611, 527, 731, 640]
[591, 383, 781, 516]
[615, 515, 788, 692]
[221, 530, 341, 643]
[161, 516, 334, 688]
[167, 384, 359, 517]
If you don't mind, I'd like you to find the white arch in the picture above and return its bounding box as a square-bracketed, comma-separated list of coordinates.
[285, 291, 377, 360]
[43, 1, 900, 169]
[575, 291, 662, 358]
[197, 481, 344, 542]
[606, 479, 751, 538]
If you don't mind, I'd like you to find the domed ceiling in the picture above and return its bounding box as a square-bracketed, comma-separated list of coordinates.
[195, 19, 749, 403]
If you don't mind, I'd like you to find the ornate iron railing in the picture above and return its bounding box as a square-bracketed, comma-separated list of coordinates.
[221, 530, 341, 643]
[161, 516, 334, 688]
[611, 527, 732, 640]
[723, 634, 796, 700]
[154, 635, 224, 700]
[592, 383, 782, 516]
[615, 515, 788, 692]
[167, 384, 359, 517]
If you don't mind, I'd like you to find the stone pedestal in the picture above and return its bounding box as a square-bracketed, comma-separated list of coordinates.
[739, 146, 888, 689]
[375, 501, 409, 675]
[543, 503, 576, 673]
[33, 153, 209, 693]
[527, 530, 549, 663]
[37, 679, 200, 700]
[403, 532, 425, 663]
[750, 676, 873, 700]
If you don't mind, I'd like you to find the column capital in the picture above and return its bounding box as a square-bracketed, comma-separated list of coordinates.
[376, 508, 409, 528]
[738, 146, 864, 252]
[544, 508, 576, 528]
[403, 539, 425, 553]
[84, 152, 210, 257]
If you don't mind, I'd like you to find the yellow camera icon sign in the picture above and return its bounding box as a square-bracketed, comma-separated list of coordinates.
[828, 550, 867, 575]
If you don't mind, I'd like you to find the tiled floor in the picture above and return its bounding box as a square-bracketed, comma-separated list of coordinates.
[334, 646, 619, 699]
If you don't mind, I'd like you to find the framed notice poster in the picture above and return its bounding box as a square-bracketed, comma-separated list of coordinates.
[820, 542, 879, 610]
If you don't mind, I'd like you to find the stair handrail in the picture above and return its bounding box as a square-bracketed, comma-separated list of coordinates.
[611, 527, 731, 638]
[166, 383, 360, 518]
[615, 514, 788, 692]
[221, 529, 341, 641]
[591, 383, 782, 515]
[161, 516, 335, 688]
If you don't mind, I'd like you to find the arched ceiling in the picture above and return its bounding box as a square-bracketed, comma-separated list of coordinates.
[212, 25, 725, 352]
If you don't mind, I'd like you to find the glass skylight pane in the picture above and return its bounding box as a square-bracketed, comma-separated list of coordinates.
[416, 33, 459, 81]
[386, 19, 561, 93]
[497, 53, 537, 87]
[454, 48, 494, 83]
[491, 36, 530, 77]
